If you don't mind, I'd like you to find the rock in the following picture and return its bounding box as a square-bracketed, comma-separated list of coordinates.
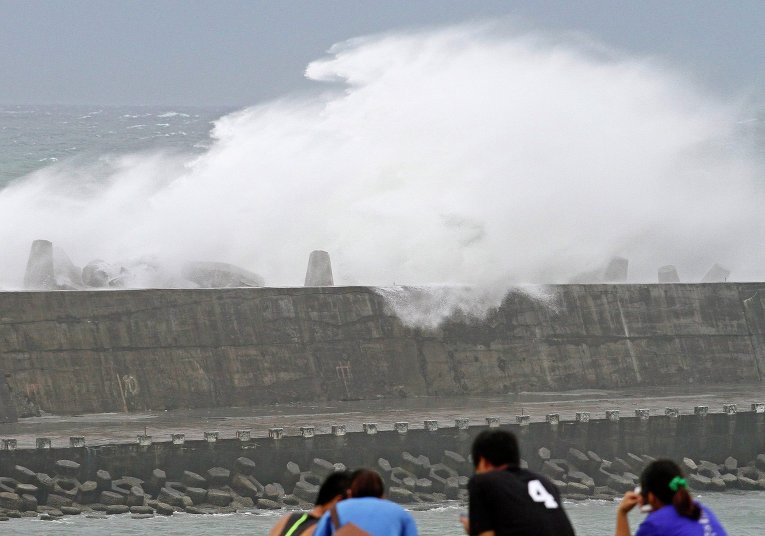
[738, 476, 759, 490]
[99, 490, 126, 505]
[206, 489, 232, 507]
[282, 462, 301, 490]
[132, 513, 155, 519]
[36, 473, 54, 492]
[709, 477, 726, 492]
[184, 506, 206, 514]
[185, 487, 208, 505]
[206, 467, 230, 488]
[390, 467, 416, 487]
[181, 496, 193, 508]
[106, 504, 130, 515]
[283, 495, 301, 506]
[126, 486, 145, 507]
[182, 471, 208, 489]
[415, 478, 433, 493]
[46, 493, 73, 508]
[698, 466, 720, 479]
[231, 475, 260, 500]
[60, 506, 82, 515]
[90, 503, 108, 511]
[231, 496, 255, 509]
[611, 458, 633, 475]
[158, 487, 187, 508]
[442, 451, 470, 475]
[688, 474, 712, 491]
[147, 468, 166, 495]
[96, 470, 112, 491]
[264, 483, 285, 501]
[119, 476, 144, 488]
[311, 458, 336, 479]
[738, 466, 759, 480]
[54, 460, 81, 479]
[607, 475, 634, 493]
[755, 454, 765, 472]
[0, 477, 17, 494]
[401, 452, 431, 478]
[5, 510, 21, 518]
[0, 492, 21, 510]
[388, 487, 415, 504]
[130, 505, 154, 514]
[568, 448, 590, 470]
[76, 481, 99, 504]
[551, 480, 567, 494]
[568, 471, 595, 489]
[166, 481, 187, 493]
[537, 447, 551, 462]
[723, 457, 738, 473]
[15, 483, 38, 496]
[626, 453, 645, 472]
[567, 482, 592, 496]
[720, 473, 738, 488]
[444, 477, 460, 500]
[292, 480, 318, 503]
[14, 466, 37, 485]
[234, 457, 257, 476]
[154, 502, 174, 516]
[256, 498, 282, 510]
[681, 458, 697, 474]
[541, 461, 566, 481]
[20, 493, 38, 511]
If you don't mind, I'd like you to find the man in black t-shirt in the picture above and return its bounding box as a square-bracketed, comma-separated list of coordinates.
[462, 430, 576, 536]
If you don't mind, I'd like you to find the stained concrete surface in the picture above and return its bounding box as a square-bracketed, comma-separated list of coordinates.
[0, 384, 760, 448]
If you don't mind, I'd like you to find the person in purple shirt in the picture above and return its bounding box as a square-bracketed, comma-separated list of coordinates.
[616, 459, 727, 536]
[313, 469, 418, 536]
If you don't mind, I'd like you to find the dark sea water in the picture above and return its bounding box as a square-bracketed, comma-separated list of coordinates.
[0, 105, 232, 185]
[0, 493, 762, 535]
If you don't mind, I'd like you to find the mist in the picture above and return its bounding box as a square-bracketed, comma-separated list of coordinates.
[0, 23, 763, 291]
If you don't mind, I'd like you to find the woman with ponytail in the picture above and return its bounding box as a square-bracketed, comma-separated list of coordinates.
[615, 459, 726, 536]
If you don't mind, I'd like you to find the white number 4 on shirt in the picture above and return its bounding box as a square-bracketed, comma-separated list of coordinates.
[527, 480, 559, 509]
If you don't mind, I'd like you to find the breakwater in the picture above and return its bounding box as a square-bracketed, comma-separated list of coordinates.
[1, 283, 764, 420]
[0, 405, 764, 520]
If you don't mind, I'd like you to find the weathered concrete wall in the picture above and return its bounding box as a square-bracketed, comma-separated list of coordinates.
[1, 408, 763, 485]
[0, 284, 763, 415]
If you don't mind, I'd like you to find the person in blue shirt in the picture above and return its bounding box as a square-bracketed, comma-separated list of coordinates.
[313, 468, 418, 536]
[616, 459, 727, 536]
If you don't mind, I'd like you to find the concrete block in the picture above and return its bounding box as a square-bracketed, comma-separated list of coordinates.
[658, 265, 680, 283]
[236, 430, 251, 442]
[455, 418, 469, 430]
[485, 417, 500, 428]
[665, 408, 680, 418]
[603, 257, 628, 282]
[723, 404, 737, 415]
[751, 403, 764, 414]
[136, 434, 152, 447]
[694, 406, 709, 417]
[516, 415, 530, 426]
[69, 436, 85, 448]
[575, 412, 590, 423]
[635, 409, 650, 420]
[701, 263, 730, 283]
[304, 250, 334, 286]
[546, 413, 560, 425]
[171, 433, 185, 445]
[606, 410, 620, 421]
[36, 438, 51, 449]
[268, 428, 284, 439]
[331, 425, 346, 436]
[394, 422, 409, 434]
[300, 426, 315, 438]
[424, 420, 438, 432]
[1, 439, 17, 451]
[204, 431, 219, 443]
[24, 240, 55, 290]
[363, 423, 378, 435]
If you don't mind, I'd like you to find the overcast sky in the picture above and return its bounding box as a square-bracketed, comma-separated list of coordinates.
[0, 0, 763, 107]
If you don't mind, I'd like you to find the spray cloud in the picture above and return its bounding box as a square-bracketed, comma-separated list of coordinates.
[0, 23, 762, 296]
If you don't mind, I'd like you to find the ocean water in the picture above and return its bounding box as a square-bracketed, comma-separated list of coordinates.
[0, 493, 761, 535]
[0, 105, 230, 185]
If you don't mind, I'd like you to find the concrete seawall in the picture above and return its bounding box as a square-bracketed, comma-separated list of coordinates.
[1, 283, 764, 416]
[1, 405, 763, 489]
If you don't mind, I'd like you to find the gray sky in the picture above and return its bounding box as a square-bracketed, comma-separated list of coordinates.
[0, 0, 763, 106]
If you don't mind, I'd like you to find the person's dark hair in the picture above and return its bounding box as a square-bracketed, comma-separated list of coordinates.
[315, 471, 352, 506]
[349, 469, 385, 498]
[640, 459, 701, 521]
[471, 429, 520, 468]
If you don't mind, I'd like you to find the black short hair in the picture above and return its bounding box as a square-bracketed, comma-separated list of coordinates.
[349, 469, 385, 498]
[471, 429, 520, 468]
[315, 471, 352, 506]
